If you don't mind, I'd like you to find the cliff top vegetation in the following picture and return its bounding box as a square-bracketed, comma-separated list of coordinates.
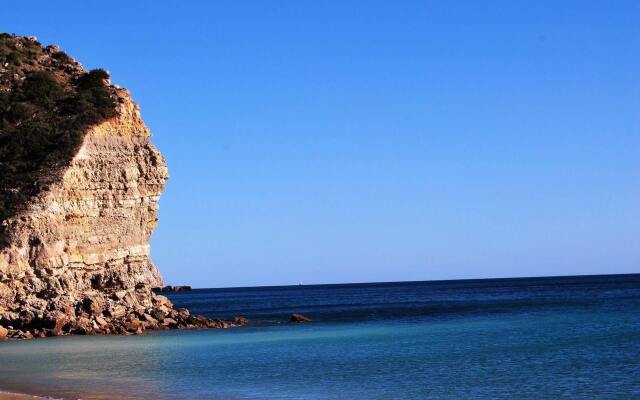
[0, 33, 117, 243]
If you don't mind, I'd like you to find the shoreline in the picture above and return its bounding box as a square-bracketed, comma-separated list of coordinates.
[0, 391, 48, 400]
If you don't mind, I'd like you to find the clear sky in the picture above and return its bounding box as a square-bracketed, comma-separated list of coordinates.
[3, 1, 639, 287]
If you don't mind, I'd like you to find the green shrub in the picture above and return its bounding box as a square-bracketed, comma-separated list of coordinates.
[77, 68, 110, 88]
[51, 51, 71, 63]
[19, 70, 65, 107]
[7, 52, 22, 65]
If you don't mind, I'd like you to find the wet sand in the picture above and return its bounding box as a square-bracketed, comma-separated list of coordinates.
[0, 392, 44, 400]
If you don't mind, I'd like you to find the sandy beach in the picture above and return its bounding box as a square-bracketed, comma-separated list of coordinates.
[0, 392, 44, 400]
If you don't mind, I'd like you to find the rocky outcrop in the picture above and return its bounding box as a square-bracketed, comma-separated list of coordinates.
[154, 285, 193, 292]
[0, 34, 232, 339]
[290, 313, 312, 323]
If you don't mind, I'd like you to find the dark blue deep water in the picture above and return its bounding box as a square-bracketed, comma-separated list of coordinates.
[0, 274, 639, 399]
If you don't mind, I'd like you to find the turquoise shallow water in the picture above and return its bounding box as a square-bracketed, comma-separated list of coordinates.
[0, 274, 639, 399]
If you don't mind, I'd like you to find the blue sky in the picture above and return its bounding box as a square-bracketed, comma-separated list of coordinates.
[3, 1, 639, 287]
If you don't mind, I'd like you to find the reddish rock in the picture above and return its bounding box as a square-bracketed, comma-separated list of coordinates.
[107, 305, 126, 319]
[45, 311, 70, 333]
[290, 313, 312, 323]
[141, 313, 157, 323]
[150, 308, 165, 322]
[125, 317, 143, 332]
[162, 318, 178, 327]
[233, 316, 248, 325]
[82, 297, 104, 315]
[153, 295, 173, 308]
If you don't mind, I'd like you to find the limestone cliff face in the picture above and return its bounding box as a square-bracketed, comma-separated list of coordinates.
[0, 34, 233, 339]
[0, 90, 167, 307]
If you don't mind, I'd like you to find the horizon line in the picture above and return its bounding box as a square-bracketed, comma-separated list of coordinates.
[168, 272, 640, 291]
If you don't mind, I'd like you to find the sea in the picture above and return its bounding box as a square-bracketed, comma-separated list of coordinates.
[0, 274, 639, 399]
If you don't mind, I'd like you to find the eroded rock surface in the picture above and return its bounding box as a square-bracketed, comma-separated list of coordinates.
[0, 34, 232, 339]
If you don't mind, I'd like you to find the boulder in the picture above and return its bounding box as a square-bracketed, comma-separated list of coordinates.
[106, 305, 126, 319]
[82, 297, 104, 316]
[125, 317, 142, 333]
[44, 311, 70, 333]
[141, 313, 157, 324]
[150, 308, 165, 322]
[153, 295, 172, 307]
[161, 318, 177, 327]
[290, 313, 312, 323]
[113, 290, 127, 300]
[233, 316, 248, 325]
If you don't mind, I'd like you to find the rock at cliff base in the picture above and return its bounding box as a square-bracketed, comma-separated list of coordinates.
[233, 316, 248, 325]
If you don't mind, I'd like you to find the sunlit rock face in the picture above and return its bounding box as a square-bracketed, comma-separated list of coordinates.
[0, 91, 167, 302]
[0, 35, 234, 339]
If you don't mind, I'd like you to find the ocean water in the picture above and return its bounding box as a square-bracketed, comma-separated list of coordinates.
[0, 274, 639, 399]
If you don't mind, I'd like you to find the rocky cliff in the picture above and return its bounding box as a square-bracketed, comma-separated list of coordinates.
[0, 34, 233, 339]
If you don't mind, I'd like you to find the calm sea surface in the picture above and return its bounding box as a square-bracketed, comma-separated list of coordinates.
[0, 274, 639, 399]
